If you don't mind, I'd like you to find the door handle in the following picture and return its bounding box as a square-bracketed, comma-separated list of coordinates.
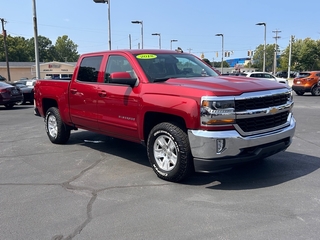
[70, 88, 77, 94]
[98, 91, 107, 97]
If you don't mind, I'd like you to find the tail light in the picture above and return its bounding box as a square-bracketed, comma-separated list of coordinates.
[0, 89, 8, 93]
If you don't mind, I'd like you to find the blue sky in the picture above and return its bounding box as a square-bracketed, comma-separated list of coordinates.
[1, 0, 319, 61]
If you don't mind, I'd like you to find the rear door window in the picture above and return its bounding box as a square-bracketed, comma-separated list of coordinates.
[77, 56, 103, 82]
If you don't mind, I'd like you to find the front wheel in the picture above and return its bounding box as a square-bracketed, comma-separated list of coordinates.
[295, 91, 305, 96]
[147, 122, 193, 182]
[45, 107, 70, 144]
[16, 95, 25, 105]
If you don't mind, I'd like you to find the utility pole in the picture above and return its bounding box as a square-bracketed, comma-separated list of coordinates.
[287, 35, 294, 79]
[32, 0, 40, 79]
[0, 18, 11, 82]
[272, 29, 281, 75]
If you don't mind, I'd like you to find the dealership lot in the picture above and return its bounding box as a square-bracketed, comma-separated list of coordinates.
[1, 95, 320, 240]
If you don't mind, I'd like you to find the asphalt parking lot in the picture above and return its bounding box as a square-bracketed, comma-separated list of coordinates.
[1, 94, 320, 240]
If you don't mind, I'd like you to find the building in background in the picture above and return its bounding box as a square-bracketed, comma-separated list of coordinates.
[225, 57, 251, 68]
[0, 61, 76, 81]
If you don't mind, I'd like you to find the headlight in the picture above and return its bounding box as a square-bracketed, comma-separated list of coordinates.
[201, 97, 235, 126]
[286, 89, 293, 102]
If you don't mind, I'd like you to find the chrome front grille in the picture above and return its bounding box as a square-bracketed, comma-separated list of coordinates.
[236, 111, 289, 132]
[234, 89, 293, 136]
[235, 92, 290, 111]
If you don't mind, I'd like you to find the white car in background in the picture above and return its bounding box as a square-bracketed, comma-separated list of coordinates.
[244, 72, 288, 85]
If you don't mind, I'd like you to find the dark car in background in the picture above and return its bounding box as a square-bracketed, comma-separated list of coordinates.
[275, 71, 297, 79]
[221, 72, 247, 76]
[11, 79, 37, 104]
[0, 81, 23, 109]
[0, 75, 6, 81]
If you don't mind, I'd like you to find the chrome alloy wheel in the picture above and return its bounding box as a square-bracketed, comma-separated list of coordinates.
[153, 135, 178, 171]
[47, 114, 58, 138]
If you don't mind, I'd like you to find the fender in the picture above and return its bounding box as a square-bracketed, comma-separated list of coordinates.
[139, 94, 199, 139]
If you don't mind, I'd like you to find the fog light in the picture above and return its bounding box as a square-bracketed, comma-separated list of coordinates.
[216, 139, 225, 154]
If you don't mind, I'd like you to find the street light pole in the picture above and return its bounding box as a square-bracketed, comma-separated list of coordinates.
[170, 39, 177, 50]
[256, 22, 266, 72]
[215, 33, 224, 74]
[131, 20, 143, 49]
[93, 0, 111, 50]
[152, 33, 161, 49]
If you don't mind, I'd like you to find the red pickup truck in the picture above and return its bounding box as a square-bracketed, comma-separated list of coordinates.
[34, 49, 296, 182]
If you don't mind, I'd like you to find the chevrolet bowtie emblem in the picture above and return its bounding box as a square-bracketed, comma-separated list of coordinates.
[269, 107, 278, 114]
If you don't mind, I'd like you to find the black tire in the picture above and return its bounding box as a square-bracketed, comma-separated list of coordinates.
[16, 95, 25, 105]
[45, 107, 70, 144]
[295, 91, 304, 96]
[311, 86, 320, 96]
[4, 103, 15, 109]
[147, 122, 193, 182]
[30, 90, 34, 103]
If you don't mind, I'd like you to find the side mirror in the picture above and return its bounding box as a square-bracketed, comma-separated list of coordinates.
[109, 72, 137, 87]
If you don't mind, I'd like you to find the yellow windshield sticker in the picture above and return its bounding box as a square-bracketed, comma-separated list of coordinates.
[136, 54, 157, 59]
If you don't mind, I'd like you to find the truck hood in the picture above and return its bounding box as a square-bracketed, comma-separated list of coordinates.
[163, 76, 288, 96]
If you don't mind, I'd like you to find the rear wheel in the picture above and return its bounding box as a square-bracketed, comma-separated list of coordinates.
[147, 122, 193, 182]
[311, 86, 320, 96]
[45, 107, 70, 144]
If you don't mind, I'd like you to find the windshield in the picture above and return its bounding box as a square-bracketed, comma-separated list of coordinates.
[134, 53, 219, 82]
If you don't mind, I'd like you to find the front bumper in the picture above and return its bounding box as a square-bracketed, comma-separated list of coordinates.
[188, 116, 296, 172]
[0, 96, 23, 105]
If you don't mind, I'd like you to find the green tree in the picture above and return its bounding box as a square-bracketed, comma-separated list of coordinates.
[296, 38, 320, 71]
[0, 34, 79, 62]
[53, 35, 79, 62]
[213, 61, 229, 68]
[279, 37, 320, 72]
[251, 44, 276, 72]
[26, 35, 56, 62]
[0, 35, 29, 61]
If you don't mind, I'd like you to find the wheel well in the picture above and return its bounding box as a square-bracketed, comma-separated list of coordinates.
[42, 98, 58, 115]
[143, 112, 187, 142]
